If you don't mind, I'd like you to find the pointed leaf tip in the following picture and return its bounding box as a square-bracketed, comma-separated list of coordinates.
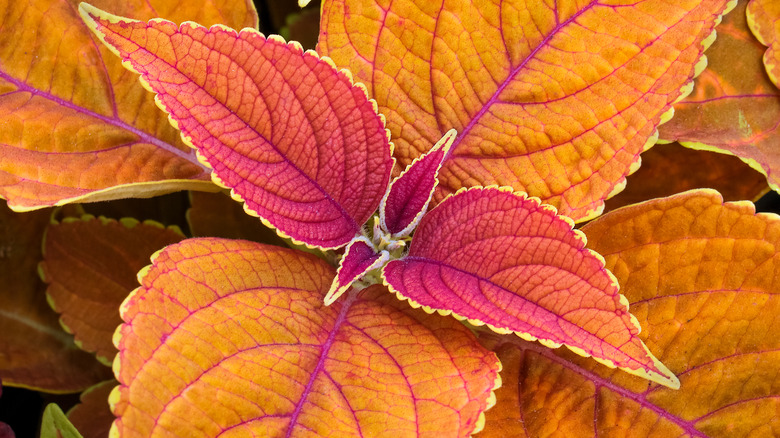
[383, 187, 678, 388]
[380, 129, 456, 237]
[81, 5, 393, 249]
[324, 237, 388, 305]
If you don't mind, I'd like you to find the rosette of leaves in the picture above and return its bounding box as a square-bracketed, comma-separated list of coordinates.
[3, 0, 780, 437]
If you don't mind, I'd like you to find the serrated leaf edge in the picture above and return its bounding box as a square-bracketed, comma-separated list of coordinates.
[382, 185, 679, 389]
[582, 0, 739, 223]
[78, 3, 396, 251]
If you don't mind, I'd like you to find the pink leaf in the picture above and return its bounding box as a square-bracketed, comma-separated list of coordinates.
[324, 237, 389, 305]
[79, 4, 394, 249]
[380, 130, 456, 237]
[383, 187, 678, 388]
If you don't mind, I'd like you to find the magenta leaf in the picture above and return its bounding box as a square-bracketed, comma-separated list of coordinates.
[79, 5, 395, 249]
[382, 187, 678, 388]
[380, 129, 456, 237]
[324, 236, 389, 305]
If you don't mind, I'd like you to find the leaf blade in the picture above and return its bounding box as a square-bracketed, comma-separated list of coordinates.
[40, 215, 184, 364]
[80, 4, 394, 249]
[482, 189, 780, 437]
[659, 0, 780, 193]
[382, 187, 677, 388]
[319, 0, 734, 221]
[113, 238, 500, 437]
[0, 0, 258, 210]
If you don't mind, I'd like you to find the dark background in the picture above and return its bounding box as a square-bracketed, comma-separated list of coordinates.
[2, 0, 780, 436]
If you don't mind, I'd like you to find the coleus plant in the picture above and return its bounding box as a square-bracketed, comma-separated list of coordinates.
[1, 0, 780, 436]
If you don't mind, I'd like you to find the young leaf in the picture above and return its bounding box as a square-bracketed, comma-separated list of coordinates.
[383, 187, 678, 389]
[40, 404, 83, 438]
[40, 216, 184, 365]
[0, 0, 257, 211]
[324, 237, 388, 305]
[0, 204, 112, 392]
[113, 239, 500, 437]
[659, 0, 780, 193]
[380, 129, 456, 237]
[319, 0, 734, 222]
[79, 4, 394, 249]
[747, 0, 780, 89]
[481, 189, 780, 437]
[67, 380, 116, 438]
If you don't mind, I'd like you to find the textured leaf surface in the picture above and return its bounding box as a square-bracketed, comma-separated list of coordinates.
[319, 0, 731, 221]
[659, 0, 780, 192]
[40, 404, 83, 438]
[68, 380, 115, 438]
[604, 142, 767, 212]
[40, 216, 184, 364]
[381, 130, 455, 237]
[81, 5, 394, 249]
[113, 238, 500, 437]
[0, 204, 112, 392]
[383, 187, 677, 388]
[748, 0, 780, 88]
[480, 189, 780, 437]
[0, 0, 258, 210]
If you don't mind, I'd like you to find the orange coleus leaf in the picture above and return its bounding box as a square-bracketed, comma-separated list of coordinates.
[382, 187, 678, 389]
[0, 0, 258, 211]
[113, 238, 500, 437]
[604, 142, 768, 212]
[658, 0, 780, 192]
[0, 204, 112, 392]
[68, 380, 116, 438]
[480, 189, 780, 437]
[40, 215, 184, 364]
[80, 4, 394, 249]
[319, 0, 733, 222]
[748, 0, 780, 89]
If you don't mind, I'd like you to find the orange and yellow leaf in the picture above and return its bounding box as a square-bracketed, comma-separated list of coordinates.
[748, 0, 780, 89]
[659, 0, 780, 193]
[319, 0, 734, 222]
[113, 239, 500, 437]
[480, 189, 780, 437]
[0, 0, 258, 210]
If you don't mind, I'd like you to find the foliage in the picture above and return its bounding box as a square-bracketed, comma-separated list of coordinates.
[1, 0, 779, 437]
